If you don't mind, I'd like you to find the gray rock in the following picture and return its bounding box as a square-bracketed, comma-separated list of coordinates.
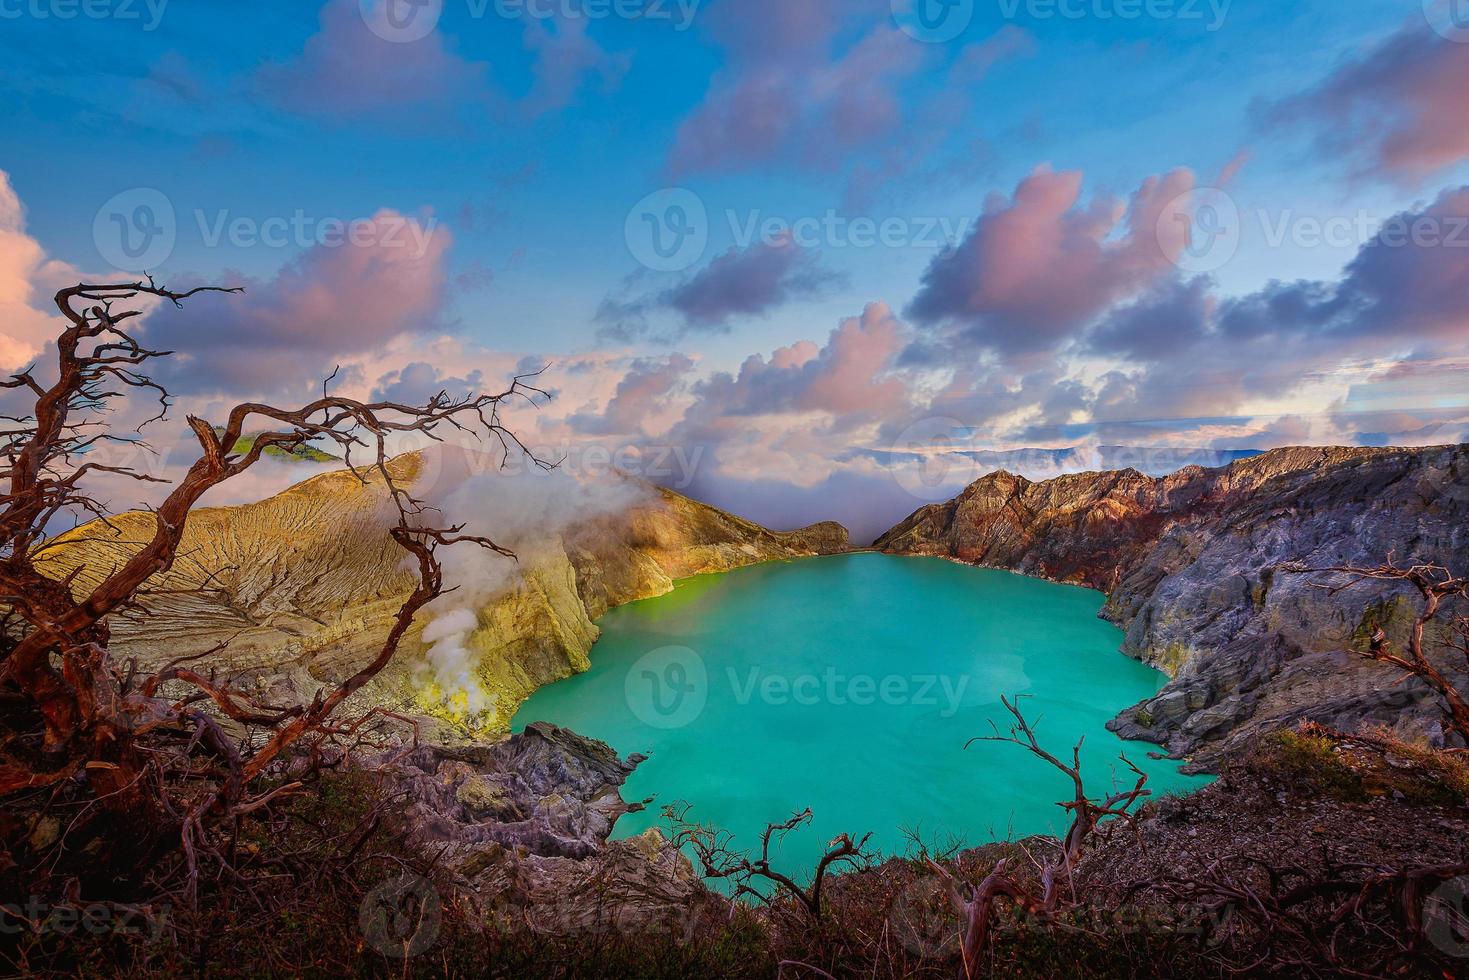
[877, 445, 1469, 768]
[375, 721, 716, 934]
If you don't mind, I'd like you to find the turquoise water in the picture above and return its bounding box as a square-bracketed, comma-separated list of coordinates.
[512, 553, 1206, 875]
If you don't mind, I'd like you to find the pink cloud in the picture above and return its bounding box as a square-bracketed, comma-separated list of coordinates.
[0, 171, 85, 370]
[794, 303, 910, 415]
[567, 353, 694, 436]
[1265, 18, 1469, 181]
[140, 210, 453, 395]
[256, 0, 493, 118]
[668, 2, 1029, 182]
[669, 1, 928, 175]
[906, 166, 1195, 355]
[520, 13, 630, 117]
[680, 302, 911, 427]
[949, 26, 1036, 84]
[257, 0, 628, 121]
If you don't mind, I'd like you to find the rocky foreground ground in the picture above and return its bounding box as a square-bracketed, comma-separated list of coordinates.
[36, 715, 1459, 977]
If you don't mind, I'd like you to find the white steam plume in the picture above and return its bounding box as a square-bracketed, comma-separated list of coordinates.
[413, 453, 652, 723]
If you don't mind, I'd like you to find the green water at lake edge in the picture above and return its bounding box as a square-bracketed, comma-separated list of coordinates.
[512, 553, 1209, 874]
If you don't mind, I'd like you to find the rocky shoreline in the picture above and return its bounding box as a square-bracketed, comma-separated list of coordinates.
[355, 710, 1469, 977]
[874, 444, 1469, 768]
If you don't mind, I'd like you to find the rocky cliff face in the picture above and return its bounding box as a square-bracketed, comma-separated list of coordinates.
[875, 445, 1469, 768]
[42, 454, 850, 738]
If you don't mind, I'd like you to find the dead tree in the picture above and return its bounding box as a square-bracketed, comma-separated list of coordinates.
[927, 695, 1150, 978]
[1143, 852, 1469, 973]
[0, 280, 546, 899]
[664, 804, 873, 922]
[1297, 558, 1469, 744]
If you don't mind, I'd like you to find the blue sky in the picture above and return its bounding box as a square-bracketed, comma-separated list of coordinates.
[0, 0, 1432, 347]
[2, 0, 1468, 536]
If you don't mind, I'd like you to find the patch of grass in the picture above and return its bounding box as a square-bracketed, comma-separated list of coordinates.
[1351, 595, 1415, 648]
[1250, 728, 1367, 802]
[211, 426, 337, 463]
[1249, 724, 1469, 807]
[1355, 727, 1469, 806]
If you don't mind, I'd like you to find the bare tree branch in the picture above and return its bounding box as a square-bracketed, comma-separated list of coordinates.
[1287, 558, 1469, 743]
[927, 695, 1151, 977]
[0, 279, 548, 913]
[664, 803, 874, 922]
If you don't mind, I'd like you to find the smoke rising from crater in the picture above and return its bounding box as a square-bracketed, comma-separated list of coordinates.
[415, 453, 652, 720]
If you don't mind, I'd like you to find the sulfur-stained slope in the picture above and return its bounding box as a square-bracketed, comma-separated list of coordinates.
[41, 453, 850, 738]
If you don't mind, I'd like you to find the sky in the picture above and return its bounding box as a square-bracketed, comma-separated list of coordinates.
[2, 0, 1469, 541]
